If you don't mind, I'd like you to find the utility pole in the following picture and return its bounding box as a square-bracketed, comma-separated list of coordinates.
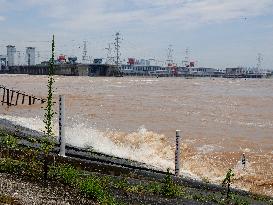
[105, 43, 114, 65]
[114, 32, 121, 69]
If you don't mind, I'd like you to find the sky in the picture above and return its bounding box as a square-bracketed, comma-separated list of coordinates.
[0, 0, 273, 69]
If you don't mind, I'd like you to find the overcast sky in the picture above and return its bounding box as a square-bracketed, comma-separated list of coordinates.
[0, 0, 273, 69]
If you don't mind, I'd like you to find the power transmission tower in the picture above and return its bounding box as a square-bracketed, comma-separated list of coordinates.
[105, 43, 114, 65]
[166, 44, 174, 66]
[257, 53, 263, 73]
[114, 32, 122, 69]
[182, 48, 190, 67]
[82, 40, 88, 63]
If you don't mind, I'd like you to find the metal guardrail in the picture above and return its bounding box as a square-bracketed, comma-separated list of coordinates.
[0, 85, 46, 106]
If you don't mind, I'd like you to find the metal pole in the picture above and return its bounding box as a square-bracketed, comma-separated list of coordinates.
[175, 130, 181, 177]
[28, 96, 32, 105]
[22, 94, 25, 104]
[10, 90, 14, 105]
[15, 92, 19, 106]
[6, 89, 10, 106]
[59, 95, 66, 157]
[2, 87, 5, 105]
[32, 96, 36, 104]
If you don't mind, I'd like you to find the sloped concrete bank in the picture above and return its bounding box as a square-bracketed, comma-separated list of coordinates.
[0, 118, 272, 205]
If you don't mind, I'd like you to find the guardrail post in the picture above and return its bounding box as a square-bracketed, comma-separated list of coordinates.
[10, 90, 14, 105]
[2, 87, 5, 105]
[59, 95, 66, 157]
[175, 130, 181, 177]
[28, 95, 32, 105]
[6, 89, 10, 106]
[22, 94, 25, 104]
[15, 92, 19, 106]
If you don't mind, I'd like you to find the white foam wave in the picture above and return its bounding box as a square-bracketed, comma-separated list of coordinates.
[0, 114, 202, 180]
[0, 114, 46, 132]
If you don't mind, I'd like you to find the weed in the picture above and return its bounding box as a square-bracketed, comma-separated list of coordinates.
[126, 184, 145, 194]
[161, 168, 182, 197]
[50, 165, 80, 186]
[0, 134, 18, 149]
[231, 194, 250, 205]
[42, 35, 56, 181]
[145, 182, 162, 194]
[79, 177, 107, 202]
[113, 178, 129, 189]
[222, 168, 234, 199]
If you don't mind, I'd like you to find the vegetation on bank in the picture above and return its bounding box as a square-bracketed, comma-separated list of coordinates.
[1, 131, 273, 205]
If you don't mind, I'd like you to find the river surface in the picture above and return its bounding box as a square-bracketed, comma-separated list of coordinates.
[0, 74, 272, 196]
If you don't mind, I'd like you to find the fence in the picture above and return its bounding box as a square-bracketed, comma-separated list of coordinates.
[0, 85, 46, 107]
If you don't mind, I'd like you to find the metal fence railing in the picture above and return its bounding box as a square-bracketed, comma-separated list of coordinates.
[0, 85, 46, 107]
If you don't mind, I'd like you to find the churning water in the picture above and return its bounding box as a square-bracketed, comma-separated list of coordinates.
[0, 74, 272, 196]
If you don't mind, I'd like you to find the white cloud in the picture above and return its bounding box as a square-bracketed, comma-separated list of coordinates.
[0, 16, 5, 21]
[1, 0, 273, 31]
[25, 0, 272, 32]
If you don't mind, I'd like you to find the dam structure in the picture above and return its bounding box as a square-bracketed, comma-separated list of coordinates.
[6, 63, 121, 77]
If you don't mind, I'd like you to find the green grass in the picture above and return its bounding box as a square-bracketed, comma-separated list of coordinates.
[49, 165, 121, 205]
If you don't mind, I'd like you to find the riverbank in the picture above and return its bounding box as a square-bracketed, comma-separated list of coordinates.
[0, 122, 272, 204]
